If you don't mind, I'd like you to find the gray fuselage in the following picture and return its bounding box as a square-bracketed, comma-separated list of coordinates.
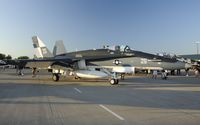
[58, 48, 188, 71]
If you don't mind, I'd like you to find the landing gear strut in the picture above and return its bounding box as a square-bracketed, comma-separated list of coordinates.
[120, 73, 125, 80]
[52, 74, 60, 81]
[32, 67, 37, 77]
[109, 72, 119, 85]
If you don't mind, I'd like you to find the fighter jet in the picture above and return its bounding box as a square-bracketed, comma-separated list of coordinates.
[18, 36, 136, 85]
[51, 40, 191, 75]
[17, 36, 191, 85]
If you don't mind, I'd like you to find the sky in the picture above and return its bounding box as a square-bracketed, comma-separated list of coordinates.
[0, 0, 200, 58]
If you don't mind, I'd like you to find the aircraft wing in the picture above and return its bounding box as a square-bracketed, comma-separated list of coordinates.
[16, 57, 75, 69]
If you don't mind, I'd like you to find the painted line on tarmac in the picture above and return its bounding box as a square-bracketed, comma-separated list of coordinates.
[74, 88, 82, 93]
[99, 104, 125, 121]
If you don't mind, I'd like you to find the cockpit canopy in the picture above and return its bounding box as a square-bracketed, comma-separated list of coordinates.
[103, 45, 131, 52]
[157, 52, 177, 59]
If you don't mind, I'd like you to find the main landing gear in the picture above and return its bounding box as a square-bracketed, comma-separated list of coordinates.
[52, 73, 60, 81]
[109, 79, 119, 85]
[109, 72, 119, 85]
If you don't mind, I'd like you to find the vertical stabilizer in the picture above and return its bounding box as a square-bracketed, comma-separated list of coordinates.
[32, 36, 53, 58]
[53, 40, 67, 56]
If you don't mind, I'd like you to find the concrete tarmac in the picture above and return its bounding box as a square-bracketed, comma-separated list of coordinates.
[0, 69, 200, 125]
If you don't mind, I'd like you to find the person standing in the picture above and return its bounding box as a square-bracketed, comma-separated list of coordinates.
[195, 69, 199, 77]
[152, 70, 158, 79]
[161, 70, 167, 80]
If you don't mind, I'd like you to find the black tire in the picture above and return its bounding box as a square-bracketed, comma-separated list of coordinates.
[110, 79, 115, 85]
[115, 79, 119, 84]
[109, 79, 119, 85]
[52, 74, 59, 81]
[74, 76, 80, 79]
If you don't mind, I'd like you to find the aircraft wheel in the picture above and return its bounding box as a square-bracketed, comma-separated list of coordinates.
[52, 74, 59, 81]
[115, 79, 119, 84]
[109, 79, 119, 85]
[74, 76, 80, 79]
[110, 79, 115, 85]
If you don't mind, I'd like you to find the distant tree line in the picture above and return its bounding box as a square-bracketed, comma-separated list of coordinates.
[17, 56, 29, 59]
[0, 53, 29, 60]
[0, 53, 12, 60]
